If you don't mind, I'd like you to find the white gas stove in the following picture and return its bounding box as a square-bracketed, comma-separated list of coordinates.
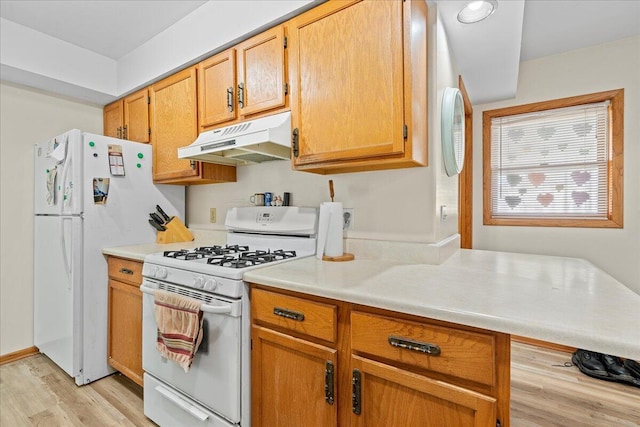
[141, 206, 317, 427]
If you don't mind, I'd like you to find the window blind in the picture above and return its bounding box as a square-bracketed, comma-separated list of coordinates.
[490, 101, 610, 219]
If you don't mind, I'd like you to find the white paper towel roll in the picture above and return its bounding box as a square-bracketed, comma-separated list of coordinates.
[316, 202, 343, 259]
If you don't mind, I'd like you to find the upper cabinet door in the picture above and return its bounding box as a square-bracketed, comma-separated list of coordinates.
[103, 100, 123, 139]
[236, 25, 287, 117]
[149, 67, 200, 182]
[123, 88, 150, 143]
[289, 0, 428, 174]
[198, 49, 237, 130]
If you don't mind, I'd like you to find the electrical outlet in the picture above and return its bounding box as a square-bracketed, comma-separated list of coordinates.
[343, 208, 354, 230]
[209, 208, 217, 223]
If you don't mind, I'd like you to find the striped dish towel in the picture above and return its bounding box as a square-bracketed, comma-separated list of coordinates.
[154, 289, 204, 373]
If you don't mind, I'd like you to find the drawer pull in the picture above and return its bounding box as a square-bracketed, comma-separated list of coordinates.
[352, 369, 362, 415]
[119, 268, 134, 275]
[324, 361, 334, 405]
[273, 307, 305, 321]
[388, 335, 441, 356]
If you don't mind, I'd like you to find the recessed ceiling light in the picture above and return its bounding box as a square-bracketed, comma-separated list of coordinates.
[457, 0, 498, 24]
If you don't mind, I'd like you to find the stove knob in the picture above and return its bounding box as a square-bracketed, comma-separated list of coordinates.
[157, 267, 168, 279]
[148, 266, 158, 277]
[193, 276, 205, 289]
[204, 279, 218, 291]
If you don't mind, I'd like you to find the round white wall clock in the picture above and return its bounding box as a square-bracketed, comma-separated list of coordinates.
[441, 87, 465, 177]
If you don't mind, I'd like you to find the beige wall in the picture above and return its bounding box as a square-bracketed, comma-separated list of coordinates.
[0, 82, 102, 355]
[472, 36, 640, 293]
[188, 4, 461, 245]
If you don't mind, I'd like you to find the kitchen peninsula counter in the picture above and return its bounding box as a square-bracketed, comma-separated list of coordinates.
[244, 249, 640, 360]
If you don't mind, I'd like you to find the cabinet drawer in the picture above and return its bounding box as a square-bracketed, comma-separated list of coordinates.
[107, 257, 142, 285]
[252, 288, 337, 343]
[351, 311, 496, 386]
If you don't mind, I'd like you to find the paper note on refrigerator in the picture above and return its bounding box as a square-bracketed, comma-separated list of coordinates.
[108, 144, 125, 176]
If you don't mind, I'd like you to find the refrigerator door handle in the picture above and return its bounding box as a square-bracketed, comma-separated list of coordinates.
[60, 217, 72, 287]
[59, 154, 73, 215]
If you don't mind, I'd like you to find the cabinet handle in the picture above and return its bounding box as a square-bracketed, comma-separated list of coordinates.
[352, 369, 362, 415]
[117, 126, 122, 139]
[226, 87, 234, 112]
[119, 268, 134, 275]
[292, 128, 299, 157]
[190, 160, 197, 170]
[123, 125, 128, 140]
[237, 83, 245, 109]
[273, 307, 304, 321]
[388, 335, 441, 356]
[324, 361, 335, 405]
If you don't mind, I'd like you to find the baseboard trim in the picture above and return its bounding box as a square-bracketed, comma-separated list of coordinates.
[512, 336, 576, 354]
[0, 346, 39, 365]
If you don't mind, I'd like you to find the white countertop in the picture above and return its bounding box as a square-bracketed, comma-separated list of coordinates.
[244, 249, 640, 360]
[102, 229, 226, 261]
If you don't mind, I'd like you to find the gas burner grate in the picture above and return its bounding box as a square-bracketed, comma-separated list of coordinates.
[163, 247, 297, 268]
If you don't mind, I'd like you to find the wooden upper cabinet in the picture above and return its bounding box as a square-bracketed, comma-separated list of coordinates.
[288, 0, 428, 174]
[236, 25, 287, 118]
[198, 49, 237, 130]
[123, 88, 150, 143]
[103, 100, 123, 139]
[150, 67, 198, 182]
[103, 88, 149, 143]
[198, 25, 286, 132]
[150, 67, 236, 184]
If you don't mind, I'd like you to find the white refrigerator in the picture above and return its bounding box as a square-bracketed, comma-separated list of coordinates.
[33, 129, 185, 385]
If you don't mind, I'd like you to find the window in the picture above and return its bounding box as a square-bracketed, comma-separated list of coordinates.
[483, 89, 623, 228]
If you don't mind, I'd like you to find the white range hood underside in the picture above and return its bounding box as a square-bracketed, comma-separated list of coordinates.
[178, 111, 292, 166]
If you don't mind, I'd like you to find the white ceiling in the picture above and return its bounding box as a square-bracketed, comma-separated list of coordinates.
[435, 0, 640, 104]
[0, 1, 207, 59]
[1, 0, 639, 105]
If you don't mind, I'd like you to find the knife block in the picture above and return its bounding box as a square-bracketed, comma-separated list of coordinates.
[156, 217, 194, 244]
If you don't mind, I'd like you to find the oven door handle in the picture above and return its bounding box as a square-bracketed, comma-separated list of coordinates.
[140, 285, 234, 315]
[155, 384, 209, 422]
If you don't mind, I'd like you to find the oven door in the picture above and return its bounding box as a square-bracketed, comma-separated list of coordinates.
[141, 279, 243, 424]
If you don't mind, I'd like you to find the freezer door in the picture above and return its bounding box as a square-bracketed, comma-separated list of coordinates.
[33, 215, 82, 380]
[34, 129, 83, 215]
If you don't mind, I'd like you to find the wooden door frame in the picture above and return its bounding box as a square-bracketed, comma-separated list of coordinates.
[458, 76, 473, 249]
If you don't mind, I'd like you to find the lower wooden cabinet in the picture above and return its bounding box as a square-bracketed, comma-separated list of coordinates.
[107, 256, 143, 386]
[250, 285, 510, 427]
[251, 326, 338, 427]
[350, 356, 496, 427]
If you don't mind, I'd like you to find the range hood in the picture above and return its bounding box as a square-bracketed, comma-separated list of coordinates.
[178, 111, 292, 166]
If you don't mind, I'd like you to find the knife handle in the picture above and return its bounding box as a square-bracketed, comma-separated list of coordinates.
[149, 219, 166, 231]
[156, 205, 172, 222]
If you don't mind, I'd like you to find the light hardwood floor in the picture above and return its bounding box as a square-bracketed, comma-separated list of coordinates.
[1, 342, 638, 426]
